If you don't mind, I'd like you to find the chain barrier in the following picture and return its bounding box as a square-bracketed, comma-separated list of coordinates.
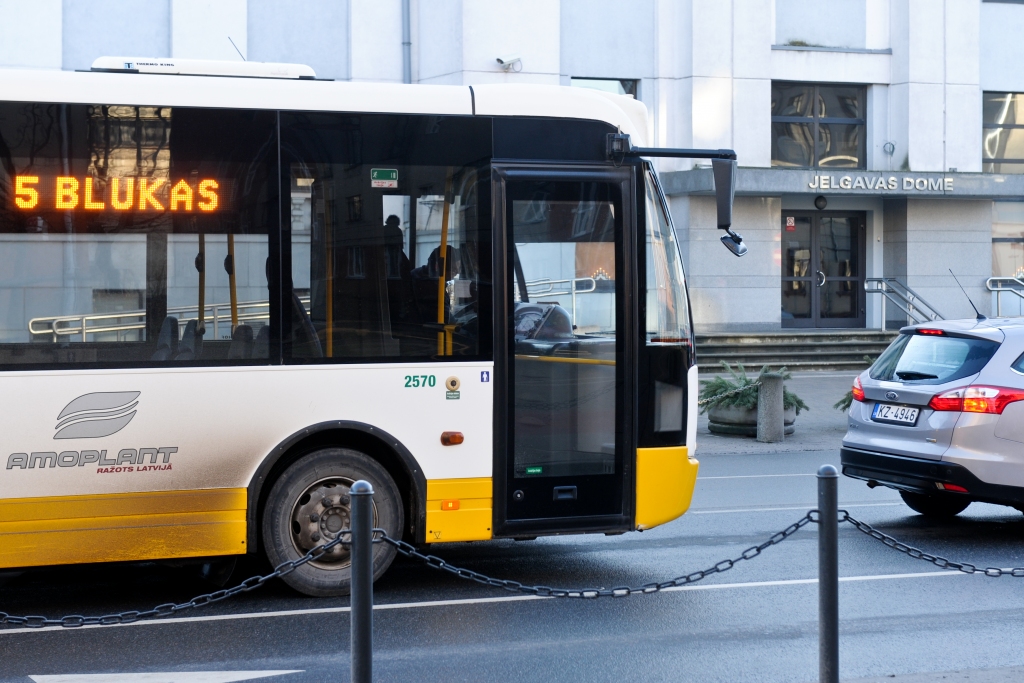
[841, 510, 1024, 577]
[697, 381, 762, 407]
[6, 506, 1020, 630]
[0, 513, 813, 627]
[0, 530, 374, 628]
[377, 513, 814, 598]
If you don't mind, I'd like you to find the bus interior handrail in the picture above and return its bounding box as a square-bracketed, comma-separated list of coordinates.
[518, 277, 601, 328]
[30, 297, 312, 343]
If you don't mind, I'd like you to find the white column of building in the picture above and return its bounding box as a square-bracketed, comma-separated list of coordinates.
[348, 0, 404, 83]
[889, 0, 989, 319]
[62, 0, 170, 71]
[886, 0, 980, 174]
[0, 0, 62, 69]
[247, 0, 349, 81]
[417, 0, 559, 86]
[675, 0, 781, 333]
[171, 0, 248, 61]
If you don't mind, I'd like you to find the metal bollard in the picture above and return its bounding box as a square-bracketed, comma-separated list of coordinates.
[350, 480, 374, 683]
[817, 465, 839, 683]
[756, 373, 785, 443]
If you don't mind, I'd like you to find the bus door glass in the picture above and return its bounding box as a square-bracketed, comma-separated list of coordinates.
[499, 169, 631, 525]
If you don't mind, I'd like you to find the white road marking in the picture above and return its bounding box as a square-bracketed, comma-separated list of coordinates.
[700, 473, 818, 480]
[673, 571, 962, 591]
[29, 672, 302, 683]
[691, 502, 902, 514]
[0, 570, 963, 637]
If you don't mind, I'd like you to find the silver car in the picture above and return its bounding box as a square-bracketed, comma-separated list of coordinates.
[841, 319, 1024, 518]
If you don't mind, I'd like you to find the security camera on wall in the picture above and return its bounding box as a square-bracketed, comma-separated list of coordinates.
[496, 54, 522, 72]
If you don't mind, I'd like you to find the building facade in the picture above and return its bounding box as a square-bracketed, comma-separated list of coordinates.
[2, 0, 1023, 331]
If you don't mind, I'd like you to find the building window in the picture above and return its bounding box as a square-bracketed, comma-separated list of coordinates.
[993, 201, 1024, 278]
[570, 78, 638, 99]
[983, 93, 1024, 174]
[771, 83, 865, 169]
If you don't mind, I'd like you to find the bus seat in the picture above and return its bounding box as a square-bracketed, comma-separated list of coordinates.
[151, 316, 179, 361]
[227, 324, 254, 359]
[252, 325, 269, 359]
[175, 320, 204, 361]
[289, 291, 322, 358]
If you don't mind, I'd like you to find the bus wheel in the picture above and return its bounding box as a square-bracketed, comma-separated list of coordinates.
[262, 447, 403, 597]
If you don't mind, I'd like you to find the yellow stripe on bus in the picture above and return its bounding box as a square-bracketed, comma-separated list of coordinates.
[514, 355, 616, 366]
[425, 477, 492, 543]
[0, 488, 247, 569]
[634, 446, 698, 530]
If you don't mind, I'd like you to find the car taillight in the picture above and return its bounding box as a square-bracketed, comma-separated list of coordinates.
[918, 329, 945, 336]
[928, 386, 1024, 414]
[852, 376, 865, 402]
[962, 386, 1024, 414]
[928, 388, 964, 412]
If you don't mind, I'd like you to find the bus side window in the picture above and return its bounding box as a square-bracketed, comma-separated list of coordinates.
[0, 103, 275, 368]
[282, 112, 492, 363]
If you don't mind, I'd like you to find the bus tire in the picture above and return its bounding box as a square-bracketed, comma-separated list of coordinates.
[261, 447, 403, 597]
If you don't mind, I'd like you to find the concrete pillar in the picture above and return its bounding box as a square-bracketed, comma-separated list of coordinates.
[757, 373, 785, 443]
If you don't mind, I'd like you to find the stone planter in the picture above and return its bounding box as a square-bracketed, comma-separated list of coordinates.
[707, 404, 796, 436]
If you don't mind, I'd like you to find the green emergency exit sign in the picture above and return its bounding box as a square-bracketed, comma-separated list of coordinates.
[371, 168, 398, 188]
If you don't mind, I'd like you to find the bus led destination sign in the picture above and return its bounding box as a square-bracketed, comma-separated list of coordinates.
[12, 175, 221, 212]
[809, 174, 954, 192]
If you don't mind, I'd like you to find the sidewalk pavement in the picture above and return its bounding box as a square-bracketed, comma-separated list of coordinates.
[695, 370, 858, 456]
[841, 666, 1024, 682]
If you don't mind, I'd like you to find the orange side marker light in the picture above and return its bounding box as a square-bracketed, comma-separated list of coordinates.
[440, 431, 464, 446]
[441, 500, 460, 511]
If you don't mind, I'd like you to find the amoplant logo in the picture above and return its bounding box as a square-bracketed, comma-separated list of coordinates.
[54, 391, 140, 439]
[6, 391, 176, 472]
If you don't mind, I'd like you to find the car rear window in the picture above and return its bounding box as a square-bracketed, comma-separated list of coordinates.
[1011, 352, 1024, 374]
[869, 333, 999, 385]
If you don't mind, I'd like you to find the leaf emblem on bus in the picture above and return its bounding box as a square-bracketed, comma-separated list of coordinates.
[54, 391, 140, 440]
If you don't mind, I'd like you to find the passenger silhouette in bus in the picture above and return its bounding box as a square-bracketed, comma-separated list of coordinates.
[382, 214, 410, 279]
[411, 244, 459, 280]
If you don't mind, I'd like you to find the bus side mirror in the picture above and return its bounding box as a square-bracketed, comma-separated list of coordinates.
[712, 159, 746, 257]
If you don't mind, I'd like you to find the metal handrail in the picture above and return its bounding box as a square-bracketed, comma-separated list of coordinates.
[864, 278, 944, 331]
[29, 297, 311, 343]
[986, 277, 1024, 317]
[519, 277, 600, 327]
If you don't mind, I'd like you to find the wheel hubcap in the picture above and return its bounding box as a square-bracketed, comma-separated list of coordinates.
[290, 478, 375, 570]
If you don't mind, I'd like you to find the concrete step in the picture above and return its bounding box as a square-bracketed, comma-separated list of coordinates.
[696, 331, 896, 345]
[695, 330, 898, 372]
[697, 361, 873, 373]
[698, 343, 890, 354]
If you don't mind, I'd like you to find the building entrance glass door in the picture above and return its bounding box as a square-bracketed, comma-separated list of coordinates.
[781, 212, 865, 328]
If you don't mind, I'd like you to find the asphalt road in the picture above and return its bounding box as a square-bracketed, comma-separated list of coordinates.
[3, 447, 1024, 682]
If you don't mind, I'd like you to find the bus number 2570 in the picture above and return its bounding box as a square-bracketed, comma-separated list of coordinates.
[404, 375, 436, 388]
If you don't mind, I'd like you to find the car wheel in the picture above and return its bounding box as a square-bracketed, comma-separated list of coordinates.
[899, 490, 970, 518]
[262, 447, 403, 597]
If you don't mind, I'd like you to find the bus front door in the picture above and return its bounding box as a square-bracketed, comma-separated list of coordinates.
[494, 166, 634, 534]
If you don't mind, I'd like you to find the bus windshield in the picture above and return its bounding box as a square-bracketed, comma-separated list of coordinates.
[644, 168, 690, 345]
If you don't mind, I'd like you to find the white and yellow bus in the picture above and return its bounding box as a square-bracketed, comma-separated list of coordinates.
[0, 58, 740, 596]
